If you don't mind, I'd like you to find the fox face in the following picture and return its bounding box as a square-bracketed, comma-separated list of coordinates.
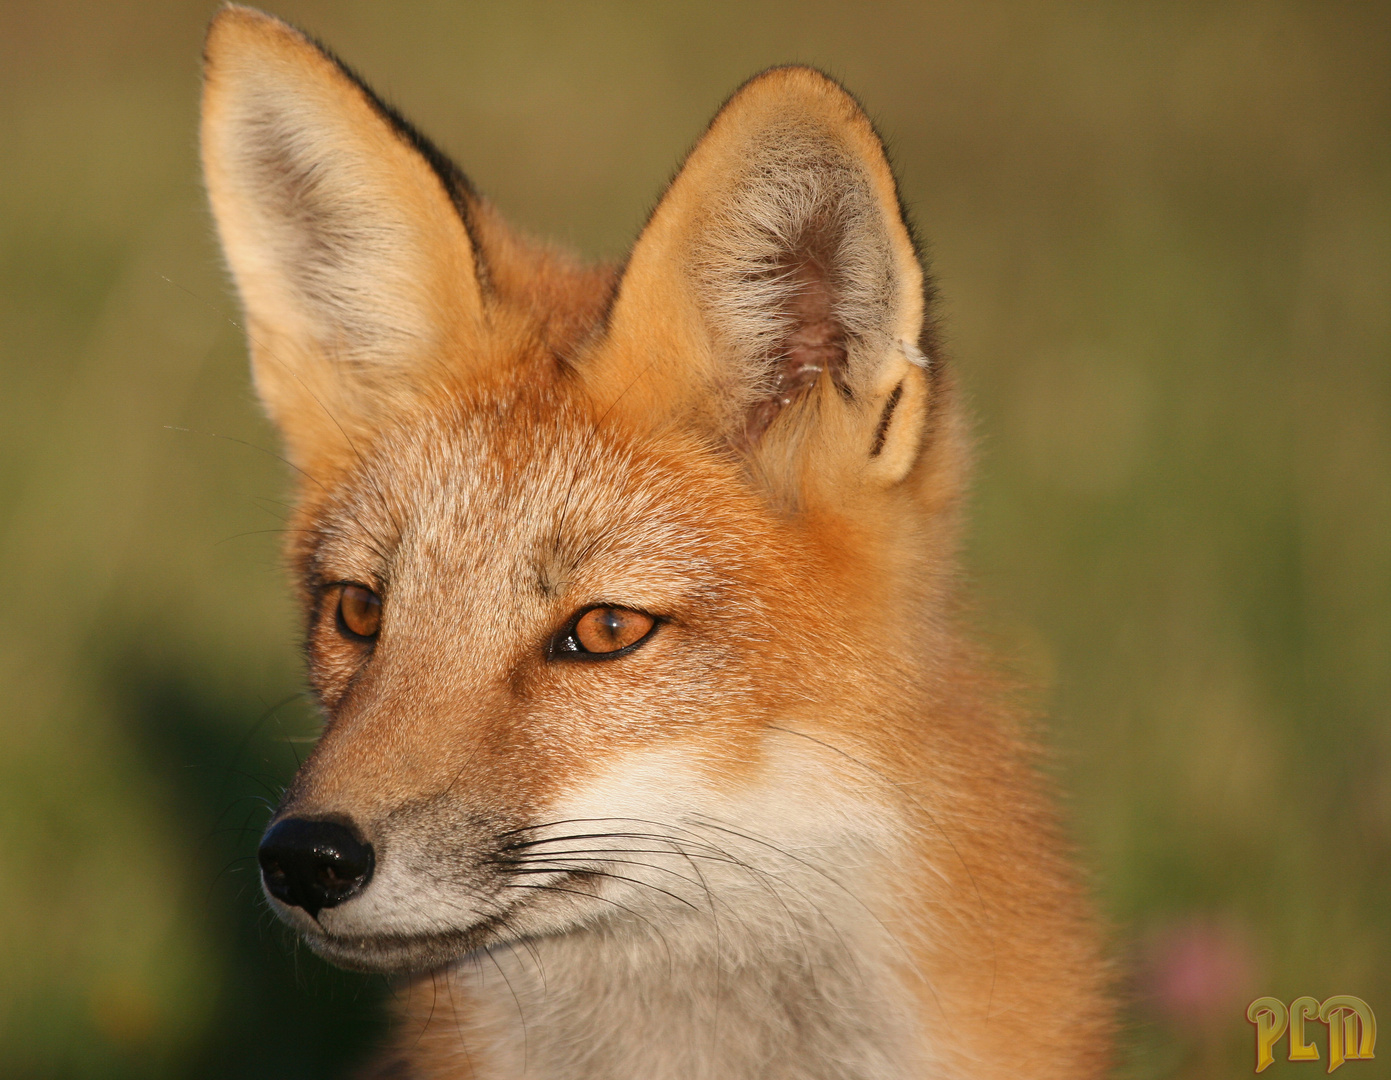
[263, 395, 905, 975]
[202, 7, 1110, 1078]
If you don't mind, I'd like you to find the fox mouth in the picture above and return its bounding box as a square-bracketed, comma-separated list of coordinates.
[276, 865, 601, 974]
[300, 923, 502, 974]
[294, 897, 540, 974]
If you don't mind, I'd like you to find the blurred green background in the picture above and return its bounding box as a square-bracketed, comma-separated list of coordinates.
[1, 1, 1387, 1076]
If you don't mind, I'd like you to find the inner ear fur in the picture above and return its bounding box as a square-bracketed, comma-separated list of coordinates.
[590, 66, 934, 492]
[200, 5, 486, 471]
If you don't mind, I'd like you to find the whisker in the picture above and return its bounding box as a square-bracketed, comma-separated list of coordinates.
[481, 938, 529, 1064]
[500, 883, 675, 973]
[503, 863, 700, 912]
[502, 847, 748, 936]
[507, 847, 722, 888]
[499, 825, 845, 975]
[442, 961, 479, 1077]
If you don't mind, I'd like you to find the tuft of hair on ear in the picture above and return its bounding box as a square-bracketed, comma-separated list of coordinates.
[694, 125, 901, 449]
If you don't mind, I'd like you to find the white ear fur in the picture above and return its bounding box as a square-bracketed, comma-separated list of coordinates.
[593, 67, 934, 493]
[200, 6, 485, 468]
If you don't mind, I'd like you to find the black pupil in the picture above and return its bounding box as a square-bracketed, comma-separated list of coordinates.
[596, 611, 623, 643]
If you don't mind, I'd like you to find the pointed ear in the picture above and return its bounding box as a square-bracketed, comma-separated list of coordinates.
[588, 66, 935, 498]
[200, 5, 486, 471]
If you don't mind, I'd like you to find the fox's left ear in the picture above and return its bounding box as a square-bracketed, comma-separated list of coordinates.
[590, 66, 935, 496]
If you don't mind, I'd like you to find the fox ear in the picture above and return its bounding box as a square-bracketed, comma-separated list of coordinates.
[590, 66, 934, 497]
[200, 6, 486, 471]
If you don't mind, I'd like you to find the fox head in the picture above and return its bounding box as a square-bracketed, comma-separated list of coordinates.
[201, 7, 968, 975]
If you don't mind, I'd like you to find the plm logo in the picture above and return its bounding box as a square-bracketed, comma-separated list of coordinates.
[1247, 996, 1376, 1073]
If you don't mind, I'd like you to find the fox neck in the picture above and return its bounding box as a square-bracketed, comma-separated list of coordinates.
[458, 908, 924, 1080]
[402, 866, 928, 1080]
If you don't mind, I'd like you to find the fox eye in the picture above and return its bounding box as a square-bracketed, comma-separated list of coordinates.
[555, 607, 657, 658]
[337, 584, 382, 640]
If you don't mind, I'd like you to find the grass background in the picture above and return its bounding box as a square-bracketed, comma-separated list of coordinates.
[1, 1, 1388, 1076]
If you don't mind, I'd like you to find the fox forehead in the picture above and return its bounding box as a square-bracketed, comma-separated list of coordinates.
[294, 375, 788, 617]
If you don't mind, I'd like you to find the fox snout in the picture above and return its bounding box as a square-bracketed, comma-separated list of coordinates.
[258, 817, 375, 919]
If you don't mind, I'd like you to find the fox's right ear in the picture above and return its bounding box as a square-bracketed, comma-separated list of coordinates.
[200, 5, 486, 471]
[588, 67, 937, 506]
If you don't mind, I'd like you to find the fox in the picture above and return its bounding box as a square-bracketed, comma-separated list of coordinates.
[199, 6, 1113, 1078]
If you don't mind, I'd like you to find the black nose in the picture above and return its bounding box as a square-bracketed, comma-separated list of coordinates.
[258, 817, 375, 919]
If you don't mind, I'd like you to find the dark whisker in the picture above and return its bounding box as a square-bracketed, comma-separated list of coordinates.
[481, 938, 529, 1063]
[441, 960, 479, 1077]
[498, 823, 847, 973]
[499, 883, 675, 972]
[507, 847, 722, 889]
[503, 864, 700, 912]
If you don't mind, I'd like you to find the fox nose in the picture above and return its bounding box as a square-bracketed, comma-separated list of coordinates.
[258, 817, 375, 919]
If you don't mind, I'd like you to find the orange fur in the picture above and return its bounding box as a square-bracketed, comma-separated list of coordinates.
[201, 7, 1113, 1078]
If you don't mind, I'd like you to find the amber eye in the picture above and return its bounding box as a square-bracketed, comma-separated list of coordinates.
[337, 584, 382, 640]
[558, 607, 657, 658]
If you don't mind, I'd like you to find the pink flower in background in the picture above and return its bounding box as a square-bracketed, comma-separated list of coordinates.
[1143, 917, 1257, 1030]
